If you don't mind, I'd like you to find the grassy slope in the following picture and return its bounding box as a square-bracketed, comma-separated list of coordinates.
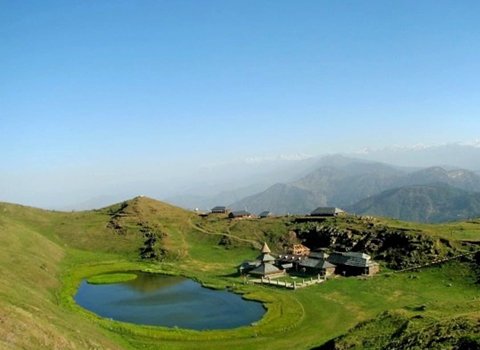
[0, 198, 479, 350]
[0, 203, 127, 350]
[380, 217, 480, 243]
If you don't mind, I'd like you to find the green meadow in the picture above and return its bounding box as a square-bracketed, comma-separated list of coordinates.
[1, 197, 479, 350]
[86, 273, 138, 284]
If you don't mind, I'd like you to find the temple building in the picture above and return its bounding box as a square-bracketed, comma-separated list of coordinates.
[276, 248, 380, 277]
[238, 242, 285, 278]
[327, 251, 380, 276]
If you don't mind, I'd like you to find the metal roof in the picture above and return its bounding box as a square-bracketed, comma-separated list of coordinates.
[229, 210, 251, 217]
[344, 251, 370, 260]
[310, 207, 345, 216]
[257, 253, 275, 262]
[280, 263, 293, 269]
[328, 252, 377, 268]
[249, 263, 282, 276]
[309, 251, 329, 259]
[237, 260, 260, 269]
[299, 258, 336, 269]
[211, 206, 227, 211]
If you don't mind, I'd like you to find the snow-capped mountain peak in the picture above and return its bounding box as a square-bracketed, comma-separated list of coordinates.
[349, 140, 480, 170]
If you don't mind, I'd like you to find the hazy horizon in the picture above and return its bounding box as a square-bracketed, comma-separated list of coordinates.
[2, 1, 480, 209]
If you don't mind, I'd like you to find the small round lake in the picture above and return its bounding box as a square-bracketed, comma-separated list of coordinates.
[74, 272, 265, 330]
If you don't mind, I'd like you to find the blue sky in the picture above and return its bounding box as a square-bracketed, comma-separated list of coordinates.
[2, 1, 480, 207]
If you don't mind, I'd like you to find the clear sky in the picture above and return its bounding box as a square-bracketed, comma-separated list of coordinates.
[2, 1, 480, 207]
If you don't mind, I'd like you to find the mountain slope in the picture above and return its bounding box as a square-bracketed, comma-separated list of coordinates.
[231, 155, 480, 216]
[313, 310, 480, 350]
[347, 183, 480, 223]
[0, 197, 226, 349]
[0, 203, 126, 350]
[232, 183, 324, 215]
[231, 157, 406, 214]
[350, 142, 480, 169]
[396, 166, 480, 192]
[163, 183, 270, 211]
[294, 162, 404, 204]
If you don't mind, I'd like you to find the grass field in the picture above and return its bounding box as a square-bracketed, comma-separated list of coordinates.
[0, 197, 479, 350]
[86, 273, 138, 284]
[385, 217, 480, 242]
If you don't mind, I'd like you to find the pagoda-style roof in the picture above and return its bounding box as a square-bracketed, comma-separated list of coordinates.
[257, 253, 275, 262]
[249, 263, 282, 276]
[261, 242, 271, 254]
[237, 260, 260, 270]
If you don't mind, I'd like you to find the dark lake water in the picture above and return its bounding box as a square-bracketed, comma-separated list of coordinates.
[74, 272, 265, 330]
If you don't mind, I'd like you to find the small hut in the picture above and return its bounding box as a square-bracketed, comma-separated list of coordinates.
[211, 206, 229, 214]
[258, 211, 273, 218]
[298, 258, 336, 277]
[327, 251, 379, 276]
[310, 207, 346, 217]
[228, 210, 251, 219]
[237, 260, 260, 275]
[287, 244, 310, 256]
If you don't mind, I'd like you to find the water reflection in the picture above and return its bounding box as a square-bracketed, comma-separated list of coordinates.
[123, 273, 185, 293]
[75, 272, 265, 330]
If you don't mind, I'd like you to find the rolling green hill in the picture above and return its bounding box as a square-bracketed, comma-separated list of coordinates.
[1, 196, 480, 350]
[347, 183, 480, 223]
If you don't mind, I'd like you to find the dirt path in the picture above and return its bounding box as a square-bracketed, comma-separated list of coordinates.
[189, 221, 262, 249]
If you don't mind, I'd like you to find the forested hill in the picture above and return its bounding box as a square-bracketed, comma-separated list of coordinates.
[347, 183, 480, 223]
[230, 155, 480, 219]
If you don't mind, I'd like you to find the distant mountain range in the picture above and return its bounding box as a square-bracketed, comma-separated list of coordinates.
[347, 183, 480, 223]
[163, 142, 480, 214]
[99, 143, 480, 223]
[350, 141, 480, 170]
[229, 155, 480, 222]
[162, 183, 270, 211]
[61, 142, 480, 221]
[58, 142, 480, 213]
[231, 157, 405, 214]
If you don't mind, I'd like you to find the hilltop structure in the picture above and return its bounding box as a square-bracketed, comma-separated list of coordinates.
[258, 211, 273, 218]
[249, 242, 284, 277]
[276, 248, 379, 277]
[238, 242, 379, 281]
[238, 242, 285, 278]
[228, 210, 251, 219]
[287, 244, 310, 256]
[310, 207, 346, 217]
[328, 251, 380, 276]
[211, 206, 229, 214]
[299, 258, 336, 277]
